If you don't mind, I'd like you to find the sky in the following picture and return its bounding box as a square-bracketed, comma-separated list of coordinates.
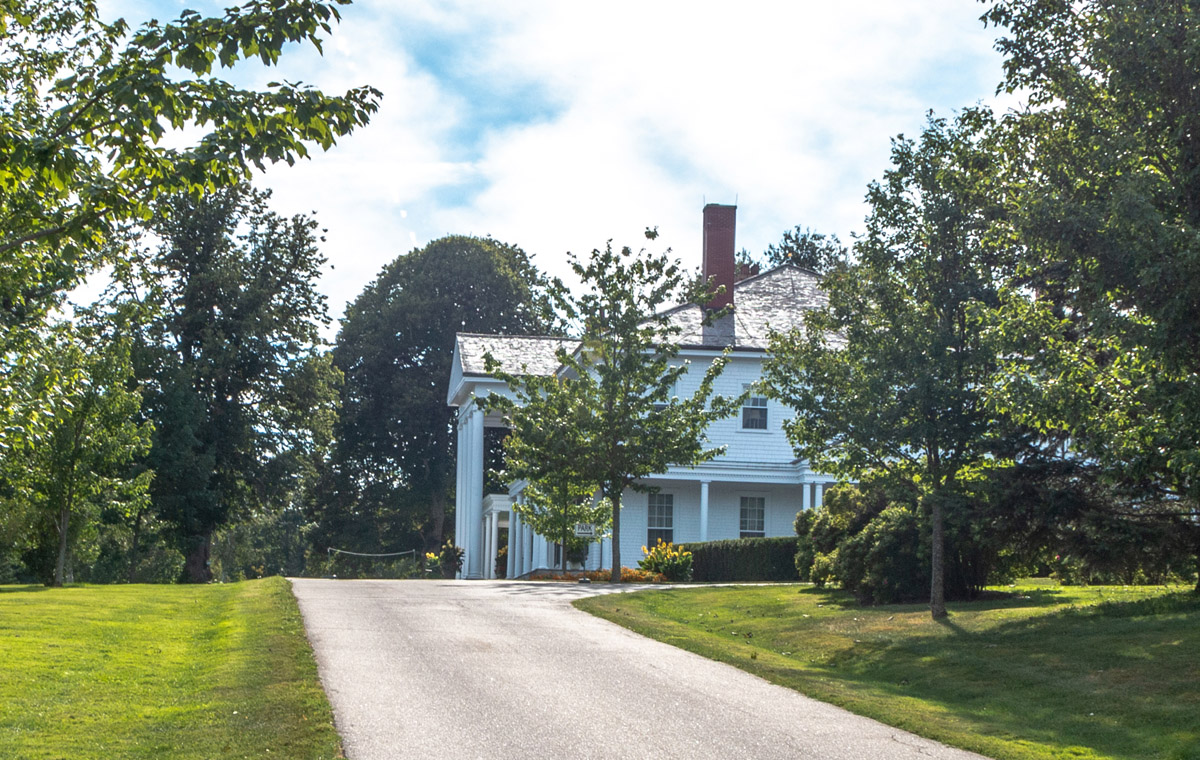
[100, 0, 1014, 333]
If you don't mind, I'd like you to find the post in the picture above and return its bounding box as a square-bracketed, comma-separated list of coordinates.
[460, 401, 485, 579]
[700, 481, 710, 542]
[507, 510, 518, 579]
[454, 411, 466, 578]
[489, 509, 500, 579]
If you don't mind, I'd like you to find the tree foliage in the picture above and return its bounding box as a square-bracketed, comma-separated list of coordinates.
[764, 225, 848, 275]
[982, 0, 1200, 585]
[120, 184, 332, 582]
[485, 233, 740, 582]
[765, 110, 1018, 617]
[0, 323, 153, 586]
[0, 0, 378, 454]
[328, 236, 555, 554]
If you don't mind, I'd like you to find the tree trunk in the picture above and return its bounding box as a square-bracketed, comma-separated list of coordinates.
[429, 491, 446, 548]
[183, 534, 213, 583]
[54, 506, 69, 588]
[929, 492, 947, 619]
[610, 489, 622, 583]
[128, 507, 146, 583]
[1194, 535, 1200, 595]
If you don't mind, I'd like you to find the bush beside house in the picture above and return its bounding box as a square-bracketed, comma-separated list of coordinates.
[688, 537, 799, 582]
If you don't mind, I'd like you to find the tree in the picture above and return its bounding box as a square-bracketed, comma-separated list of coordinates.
[328, 236, 555, 554]
[122, 185, 331, 582]
[764, 226, 848, 275]
[486, 372, 611, 575]
[764, 110, 1016, 618]
[485, 233, 740, 582]
[0, 0, 378, 453]
[982, 0, 1200, 587]
[2, 324, 153, 586]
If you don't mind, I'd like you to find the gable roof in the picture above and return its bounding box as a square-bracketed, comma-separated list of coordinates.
[456, 333, 577, 376]
[664, 265, 826, 350]
[452, 265, 827, 384]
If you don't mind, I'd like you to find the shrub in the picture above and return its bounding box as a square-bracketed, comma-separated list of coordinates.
[689, 536, 799, 582]
[794, 510, 815, 581]
[810, 549, 837, 588]
[638, 539, 693, 582]
[531, 567, 666, 583]
[438, 542, 464, 579]
[834, 505, 927, 604]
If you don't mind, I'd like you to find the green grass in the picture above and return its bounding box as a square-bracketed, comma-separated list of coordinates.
[575, 580, 1200, 760]
[0, 578, 341, 759]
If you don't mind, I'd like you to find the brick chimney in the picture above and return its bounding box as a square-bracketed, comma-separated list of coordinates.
[702, 203, 736, 310]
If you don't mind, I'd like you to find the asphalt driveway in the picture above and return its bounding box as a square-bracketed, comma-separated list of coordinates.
[291, 578, 988, 760]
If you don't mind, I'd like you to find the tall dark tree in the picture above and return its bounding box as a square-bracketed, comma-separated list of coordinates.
[764, 226, 848, 275]
[328, 236, 554, 553]
[983, 0, 1200, 586]
[124, 185, 330, 582]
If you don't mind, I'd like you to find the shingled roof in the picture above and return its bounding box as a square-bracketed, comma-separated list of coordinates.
[455, 333, 577, 376]
[666, 265, 827, 350]
[454, 265, 827, 379]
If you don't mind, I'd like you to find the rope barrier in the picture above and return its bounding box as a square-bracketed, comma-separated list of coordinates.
[326, 547, 417, 558]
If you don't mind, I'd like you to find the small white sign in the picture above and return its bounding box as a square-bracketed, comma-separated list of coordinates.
[573, 523, 596, 538]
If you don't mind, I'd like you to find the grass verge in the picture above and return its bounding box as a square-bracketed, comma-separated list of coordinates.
[0, 577, 341, 759]
[575, 580, 1200, 760]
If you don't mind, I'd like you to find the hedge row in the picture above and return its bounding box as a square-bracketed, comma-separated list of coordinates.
[685, 536, 799, 582]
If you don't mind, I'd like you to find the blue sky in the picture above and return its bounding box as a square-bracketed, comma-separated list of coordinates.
[101, 0, 1014, 330]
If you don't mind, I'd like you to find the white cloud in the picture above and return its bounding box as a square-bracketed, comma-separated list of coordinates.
[103, 0, 1012, 329]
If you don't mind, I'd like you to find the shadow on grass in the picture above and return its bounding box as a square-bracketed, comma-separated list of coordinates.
[795, 584, 1074, 615]
[0, 584, 52, 594]
[802, 591, 1200, 760]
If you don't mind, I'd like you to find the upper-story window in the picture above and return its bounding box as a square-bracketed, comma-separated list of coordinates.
[652, 381, 677, 412]
[742, 384, 768, 430]
[647, 493, 674, 545]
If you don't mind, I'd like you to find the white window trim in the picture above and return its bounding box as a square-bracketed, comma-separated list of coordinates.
[741, 384, 769, 432]
[647, 492, 674, 544]
[739, 494, 767, 538]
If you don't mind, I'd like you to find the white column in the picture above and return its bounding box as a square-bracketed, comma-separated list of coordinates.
[699, 480, 710, 542]
[511, 501, 520, 578]
[511, 513, 520, 578]
[454, 412, 466, 579]
[814, 482, 825, 511]
[489, 509, 500, 580]
[482, 512, 491, 580]
[523, 523, 533, 576]
[463, 402, 486, 579]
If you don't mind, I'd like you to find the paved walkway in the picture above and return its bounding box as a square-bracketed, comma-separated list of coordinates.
[291, 578, 988, 760]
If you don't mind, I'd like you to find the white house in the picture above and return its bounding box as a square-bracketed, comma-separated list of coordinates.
[445, 204, 837, 579]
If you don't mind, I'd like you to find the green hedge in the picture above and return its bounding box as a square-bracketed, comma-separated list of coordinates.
[686, 536, 800, 582]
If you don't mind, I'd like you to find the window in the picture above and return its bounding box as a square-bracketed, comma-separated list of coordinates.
[742, 385, 768, 429]
[740, 496, 765, 538]
[652, 381, 677, 412]
[647, 493, 674, 545]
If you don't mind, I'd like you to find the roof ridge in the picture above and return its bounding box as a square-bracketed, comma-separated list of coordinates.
[457, 332, 576, 341]
[733, 263, 822, 288]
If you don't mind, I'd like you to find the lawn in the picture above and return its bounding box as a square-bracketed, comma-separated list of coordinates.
[0, 577, 341, 759]
[575, 580, 1200, 760]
